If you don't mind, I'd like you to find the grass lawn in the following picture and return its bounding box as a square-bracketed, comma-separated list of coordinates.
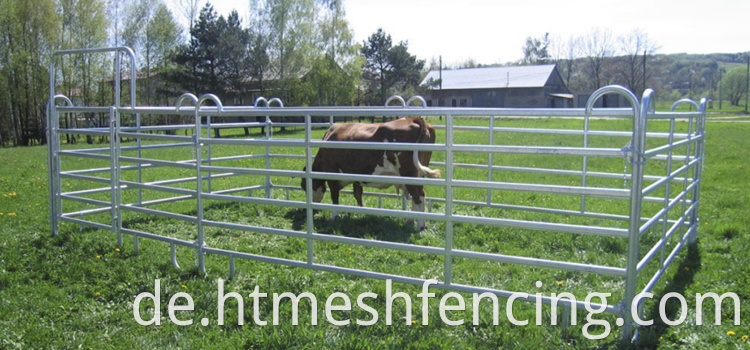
[0, 117, 748, 349]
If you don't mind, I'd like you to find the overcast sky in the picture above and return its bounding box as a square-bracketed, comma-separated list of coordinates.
[209, 0, 750, 66]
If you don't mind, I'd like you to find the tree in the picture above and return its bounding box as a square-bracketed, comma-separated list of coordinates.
[217, 10, 252, 104]
[172, 3, 223, 94]
[296, 54, 360, 106]
[582, 28, 615, 91]
[108, 0, 131, 46]
[292, 0, 362, 106]
[388, 43, 424, 94]
[521, 33, 550, 65]
[0, 0, 59, 146]
[360, 29, 424, 105]
[124, 0, 181, 105]
[360, 28, 393, 105]
[549, 34, 580, 87]
[174, 0, 204, 41]
[721, 66, 748, 106]
[619, 29, 658, 97]
[252, 0, 316, 99]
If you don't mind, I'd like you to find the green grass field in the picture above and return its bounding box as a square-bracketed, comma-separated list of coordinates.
[0, 117, 748, 349]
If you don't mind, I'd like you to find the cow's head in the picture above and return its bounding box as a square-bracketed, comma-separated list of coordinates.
[300, 166, 326, 202]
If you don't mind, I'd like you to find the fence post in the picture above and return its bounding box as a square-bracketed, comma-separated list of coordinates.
[620, 88, 652, 342]
[688, 98, 708, 244]
[108, 106, 121, 246]
[444, 113, 455, 285]
[194, 94, 223, 273]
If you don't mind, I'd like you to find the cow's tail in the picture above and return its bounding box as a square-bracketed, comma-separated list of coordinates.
[413, 151, 441, 178]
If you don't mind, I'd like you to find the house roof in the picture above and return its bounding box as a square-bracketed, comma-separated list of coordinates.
[421, 64, 558, 90]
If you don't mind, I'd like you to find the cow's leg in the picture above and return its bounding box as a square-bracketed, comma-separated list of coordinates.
[353, 183, 364, 207]
[328, 181, 342, 220]
[405, 185, 426, 230]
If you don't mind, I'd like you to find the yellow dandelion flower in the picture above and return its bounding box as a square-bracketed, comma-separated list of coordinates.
[115, 248, 120, 252]
[557, 281, 564, 286]
[95, 292, 101, 297]
[181, 285, 187, 289]
[7, 213, 16, 216]
[727, 331, 736, 336]
[0, 213, 3, 216]
[742, 335, 749, 340]
[96, 255, 101, 259]
[411, 320, 416, 325]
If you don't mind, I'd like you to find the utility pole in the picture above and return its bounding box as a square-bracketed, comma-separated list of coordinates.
[439, 55, 443, 107]
[745, 52, 749, 114]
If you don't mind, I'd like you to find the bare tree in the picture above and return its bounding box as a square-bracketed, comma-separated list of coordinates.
[173, 0, 203, 41]
[549, 34, 580, 87]
[619, 28, 659, 97]
[582, 28, 615, 91]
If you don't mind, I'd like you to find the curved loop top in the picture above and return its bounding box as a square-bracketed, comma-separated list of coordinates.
[406, 95, 427, 108]
[585, 85, 639, 117]
[669, 98, 699, 112]
[385, 95, 406, 107]
[254, 96, 268, 107]
[267, 98, 284, 108]
[698, 97, 708, 113]
[175, 93, 198, 112]
[197, 93, 223, 112]
[51, 94, 74, 107]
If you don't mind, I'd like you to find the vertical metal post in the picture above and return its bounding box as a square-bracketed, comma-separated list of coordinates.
[115, 107, 124, 248]
[108, 106, 120, 242]
[206, 115, 212, 193]
[621, 88, 652, 342]
[689, 99, 708, 243]
[487, 116, 495, 204]
[581, 113, 591, 213]
[195, 105, 206, 273]
[47, 59, 57, 237]
[444, 113, 455, 285]
[304, 115, 314, 265]
[113, 52, 122, 247]
[46, 99, 59, 236]
[265, 116, 273, 199]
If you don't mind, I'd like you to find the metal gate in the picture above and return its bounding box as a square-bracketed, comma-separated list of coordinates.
[47, 47, 706, 341]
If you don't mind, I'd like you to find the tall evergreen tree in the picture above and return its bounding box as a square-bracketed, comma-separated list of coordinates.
[360, 28, 423, 105]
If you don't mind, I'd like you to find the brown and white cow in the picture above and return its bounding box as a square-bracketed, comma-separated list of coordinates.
[301, 117, 440, 230]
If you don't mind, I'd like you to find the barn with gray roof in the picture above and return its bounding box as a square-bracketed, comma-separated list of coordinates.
[420, 64, 573, 108]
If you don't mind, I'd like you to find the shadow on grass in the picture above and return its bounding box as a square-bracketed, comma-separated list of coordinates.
[284, 208, 416, 243]
[627, 240, 702, 349]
